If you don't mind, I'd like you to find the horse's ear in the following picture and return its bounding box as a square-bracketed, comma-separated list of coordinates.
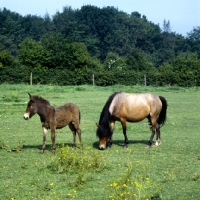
[96, 123, 99, 127]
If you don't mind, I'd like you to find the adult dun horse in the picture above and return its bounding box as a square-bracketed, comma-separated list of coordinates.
[96, 92, 167, 150]
[24, 93, 82, 153]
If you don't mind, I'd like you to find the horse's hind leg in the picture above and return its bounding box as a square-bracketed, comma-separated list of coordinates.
[147, 117, 157, 148]
[147, 115, 161, 148]
[121, 119, 128, 148]
[155, 124, 161, 147]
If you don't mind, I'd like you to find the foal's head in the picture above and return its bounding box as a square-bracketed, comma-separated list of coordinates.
[23, 93, 50, 120]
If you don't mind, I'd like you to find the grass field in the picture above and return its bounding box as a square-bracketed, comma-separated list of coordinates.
[0, 84, 200, 200]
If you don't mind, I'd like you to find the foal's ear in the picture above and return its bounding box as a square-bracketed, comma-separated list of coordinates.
[28, 93, 31, 99]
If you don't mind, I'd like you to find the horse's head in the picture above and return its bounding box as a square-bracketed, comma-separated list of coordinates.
[96, 123, 110, 150]
[23, 93, 38, 120]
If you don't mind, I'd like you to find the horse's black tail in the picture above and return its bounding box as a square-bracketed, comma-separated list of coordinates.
[157, 96, 167, 127]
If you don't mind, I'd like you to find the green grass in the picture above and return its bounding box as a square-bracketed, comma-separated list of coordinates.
[0, 84, 200, 199]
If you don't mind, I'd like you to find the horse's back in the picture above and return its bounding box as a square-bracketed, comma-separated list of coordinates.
[109, 92, 162, 122]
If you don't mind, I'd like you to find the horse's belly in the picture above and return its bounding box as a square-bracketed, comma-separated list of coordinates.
[128, 111, 149, 121]
[126, 116, 146, 122]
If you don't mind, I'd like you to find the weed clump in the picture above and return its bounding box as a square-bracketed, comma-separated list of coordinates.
[48, 145, 106, 174]
[108, 162, 161, 200]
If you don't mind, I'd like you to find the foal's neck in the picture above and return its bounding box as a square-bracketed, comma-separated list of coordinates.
[37, 103, 54, 122]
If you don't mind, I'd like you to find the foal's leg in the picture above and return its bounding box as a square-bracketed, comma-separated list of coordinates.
[69, 121, 83, 148]
[121, 119, 128, 148]
[76, 128, 83, 149]
[50, 126, 56, 153]
[72, 121, 83, 149]
[41, 127, 48, 154]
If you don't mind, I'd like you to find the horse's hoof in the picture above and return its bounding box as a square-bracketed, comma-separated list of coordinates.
[146, 145, 151, 149]
[106, 146, 111, 149]
[123, 145, 128, 149]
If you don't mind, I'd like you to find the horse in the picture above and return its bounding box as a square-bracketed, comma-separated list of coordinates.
[23, 93, 82, 153]
[96, 92, 167, 150]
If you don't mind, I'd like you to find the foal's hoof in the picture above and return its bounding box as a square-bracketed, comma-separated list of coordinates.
[145, 145, 151, 149]
[123, 145, 128, 149]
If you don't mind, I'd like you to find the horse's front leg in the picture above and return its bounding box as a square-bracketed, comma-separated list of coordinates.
[41, 127, 48, 154]
[107, 135, 113, 149]
[107, 121, 115, 148]
[121, 119, 128, 148]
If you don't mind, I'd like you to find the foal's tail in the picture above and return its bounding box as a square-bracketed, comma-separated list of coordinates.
[79, 110, 81, 124]
[157, 96, 167, 127]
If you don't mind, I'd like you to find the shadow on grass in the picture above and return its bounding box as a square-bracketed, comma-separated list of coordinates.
[92, 139, 148, 150]
[23, 142, 80, 153]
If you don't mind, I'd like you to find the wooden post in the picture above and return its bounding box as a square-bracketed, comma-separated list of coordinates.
[92, 74, 94, 86]
[30, 72, 32, 86]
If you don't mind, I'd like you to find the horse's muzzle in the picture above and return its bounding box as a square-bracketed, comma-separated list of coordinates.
[99, 147, 105, 150]
[99, 143, 106, 150]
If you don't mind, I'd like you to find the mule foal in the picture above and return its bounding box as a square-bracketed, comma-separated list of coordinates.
[24, 94, 82, 154]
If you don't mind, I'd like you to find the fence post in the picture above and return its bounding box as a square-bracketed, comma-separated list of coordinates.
[30, 72, 32, 86]
[92, 74, 94, 86]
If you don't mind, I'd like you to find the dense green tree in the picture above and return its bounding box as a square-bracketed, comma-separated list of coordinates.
[187, 27, 200, 57]
[0, 49, 14, 68]
[18, 38, 46, 69]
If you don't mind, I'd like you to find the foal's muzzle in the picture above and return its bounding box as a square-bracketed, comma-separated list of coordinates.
[23, 113, 29, 120]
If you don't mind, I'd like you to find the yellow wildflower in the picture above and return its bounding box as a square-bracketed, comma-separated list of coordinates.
[113, 182, 117, 187]
[123, 183, 127, 187]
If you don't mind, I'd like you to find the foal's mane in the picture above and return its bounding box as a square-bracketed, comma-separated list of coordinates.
[98, 92, 120, 136]
[32, 95, 50, 105]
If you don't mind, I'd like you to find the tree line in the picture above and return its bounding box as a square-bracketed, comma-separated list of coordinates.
[0, 5, 200, 86]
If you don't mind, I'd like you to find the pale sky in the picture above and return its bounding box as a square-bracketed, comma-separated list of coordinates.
[1, 0, 199, 36]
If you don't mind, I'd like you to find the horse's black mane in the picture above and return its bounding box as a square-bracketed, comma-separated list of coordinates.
[97, 92, 121, 137]
[32, 95, 50, 105]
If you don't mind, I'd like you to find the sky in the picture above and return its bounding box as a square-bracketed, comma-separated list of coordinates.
[1, 0, 199, 36]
